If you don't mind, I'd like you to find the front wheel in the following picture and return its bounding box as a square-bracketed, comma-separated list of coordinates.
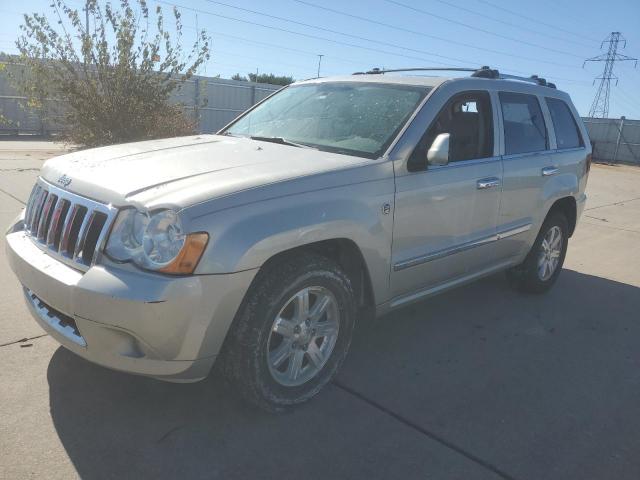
[220, 253, 356, 411]
[507, 211, 569, 294]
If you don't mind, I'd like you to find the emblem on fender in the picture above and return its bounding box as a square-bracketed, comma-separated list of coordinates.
[57, 174, 72, 188]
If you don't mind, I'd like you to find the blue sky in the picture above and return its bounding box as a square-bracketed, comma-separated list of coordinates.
[1, 0, 639, 118]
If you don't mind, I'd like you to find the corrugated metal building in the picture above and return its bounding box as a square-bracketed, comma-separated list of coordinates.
[0, 66, 281, 136]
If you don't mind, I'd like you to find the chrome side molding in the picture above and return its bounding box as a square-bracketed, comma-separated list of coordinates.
[393, 223, 532, 272]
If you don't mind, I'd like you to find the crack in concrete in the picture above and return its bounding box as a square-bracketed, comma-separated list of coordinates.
[0, 167, 40, 172]
[0, 333, 48, 348]
[585, 196, 640, 212]
[333, 380, 518, 480]
[582, 220, 640, 235]
[0, 187, 26, 205]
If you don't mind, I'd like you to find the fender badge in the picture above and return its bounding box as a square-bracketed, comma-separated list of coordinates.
[57, 174, 72, 188]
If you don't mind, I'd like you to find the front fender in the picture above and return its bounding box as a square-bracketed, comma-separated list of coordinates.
[188, 175, 396, 305]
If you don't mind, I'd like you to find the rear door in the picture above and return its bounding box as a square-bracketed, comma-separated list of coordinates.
[494, 91, 553, 262]
[390, 90, 502, 298]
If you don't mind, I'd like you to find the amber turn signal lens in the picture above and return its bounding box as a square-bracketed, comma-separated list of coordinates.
[159, 232, 209, 275]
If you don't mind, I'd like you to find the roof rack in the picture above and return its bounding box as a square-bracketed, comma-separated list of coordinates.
[353, 67, 478, 75]
[352, 66, 556, 89]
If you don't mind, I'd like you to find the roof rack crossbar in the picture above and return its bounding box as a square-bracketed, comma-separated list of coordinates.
[353, 67, 478, 75]
[498, 73, 555, 88]
[352, 66, 557, 88]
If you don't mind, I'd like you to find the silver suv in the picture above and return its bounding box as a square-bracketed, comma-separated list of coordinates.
[6, 67, 590, 410]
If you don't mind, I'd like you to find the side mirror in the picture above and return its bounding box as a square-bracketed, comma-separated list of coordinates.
[427, 133, 450, 167]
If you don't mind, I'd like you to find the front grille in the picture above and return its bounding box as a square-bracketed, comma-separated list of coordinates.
[24, 179, 117, 271]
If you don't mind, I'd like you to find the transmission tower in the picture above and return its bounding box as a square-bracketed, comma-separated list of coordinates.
[584, 32, 637, 118]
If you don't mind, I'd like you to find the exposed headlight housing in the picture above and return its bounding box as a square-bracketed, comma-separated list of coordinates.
[105, 209, 208, 274]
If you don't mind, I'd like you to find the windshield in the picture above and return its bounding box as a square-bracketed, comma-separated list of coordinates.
[223, 82, 429, 158]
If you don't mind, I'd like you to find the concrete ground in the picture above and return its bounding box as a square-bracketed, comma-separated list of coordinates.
[1, 141, 639, 480]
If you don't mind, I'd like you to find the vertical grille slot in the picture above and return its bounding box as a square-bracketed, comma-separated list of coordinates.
[29, 189, 48, 233]
[63, 205, 88, 257]
[20, 179, 116, 272]
[77, 212, 108, 265]
[24, 185, 39, 228]
[47, 199, 71, 250]
[37, 194, 58, 241]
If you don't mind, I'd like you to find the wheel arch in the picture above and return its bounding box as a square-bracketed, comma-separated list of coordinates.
[252, 238, 376, 310]
[546, 196, 577, 237]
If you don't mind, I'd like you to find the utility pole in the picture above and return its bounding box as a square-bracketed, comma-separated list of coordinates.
[85, 0, 89, 34]
[584, 32, 637, 118]
[317, 54, 324, 78]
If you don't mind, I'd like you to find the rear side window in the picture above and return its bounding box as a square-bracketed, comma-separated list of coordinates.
[546, 97, 583, 149]
[499, 92, 548, 155]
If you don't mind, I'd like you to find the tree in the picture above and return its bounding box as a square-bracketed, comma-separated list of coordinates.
[247, 72, 294, 86]
[231, 73, 293, 85]
[15, 0, 210, 147]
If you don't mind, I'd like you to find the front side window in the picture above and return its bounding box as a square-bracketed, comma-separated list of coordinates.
[223, 82, 429, 159]
[410, 91, 494, 165]
[499, 92, 548, 155]
[546, 97, 583, 150]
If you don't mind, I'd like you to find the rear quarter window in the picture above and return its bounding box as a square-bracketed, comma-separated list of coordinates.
[499, 92, 548, 155]
[546, 97, 584, 149]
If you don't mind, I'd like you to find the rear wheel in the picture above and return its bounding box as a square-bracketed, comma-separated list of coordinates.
[220, 253, 356, 411]
[507, 211, 569, 294]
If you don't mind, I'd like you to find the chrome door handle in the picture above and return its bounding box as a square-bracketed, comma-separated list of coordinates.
[542, 166, 559, 176]
[477, 177, 501, 189]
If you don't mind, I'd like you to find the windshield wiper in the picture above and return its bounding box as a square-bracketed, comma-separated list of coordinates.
[249, 136, 316, 149]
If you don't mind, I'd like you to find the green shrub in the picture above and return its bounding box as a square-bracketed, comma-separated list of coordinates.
[15, 0, 210, 147]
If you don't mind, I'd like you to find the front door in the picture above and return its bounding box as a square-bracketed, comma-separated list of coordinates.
[391, 91, 502, 299]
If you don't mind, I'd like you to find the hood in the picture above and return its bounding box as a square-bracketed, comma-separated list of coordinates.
[41, 135, 371, 209]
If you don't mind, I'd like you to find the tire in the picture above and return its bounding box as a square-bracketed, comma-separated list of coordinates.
[220, 252, 357, 412]
[507, 211, 569, 294]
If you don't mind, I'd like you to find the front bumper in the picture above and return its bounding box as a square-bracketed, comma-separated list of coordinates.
[6, 228, 257, 382]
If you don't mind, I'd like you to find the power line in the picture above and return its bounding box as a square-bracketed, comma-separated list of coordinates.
[534, 0, 600, 31]
[148, 1, 597, 87]
[585, 32, 638, 118]
[212, 48, 331, 75]
[429, 0, 594, 49]
[294, 0, 581, 69]
[474, 0, 601, 44]
[384, 0, 585, 59]
[616, 87, 640, 113]
[208, 29, 588, 85]
[200, 0, 476, 67]
[155, 0, 476, 68]
[610, 93, 640, 119]
[205, 31, 366, 68]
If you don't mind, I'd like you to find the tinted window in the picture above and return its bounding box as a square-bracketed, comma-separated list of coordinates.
[499, 92, 548, 155]
[410, 91, 493, 166]
[546, 97, 583, 149]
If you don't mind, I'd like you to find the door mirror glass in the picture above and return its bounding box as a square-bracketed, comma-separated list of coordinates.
[427, 133, 450, 166]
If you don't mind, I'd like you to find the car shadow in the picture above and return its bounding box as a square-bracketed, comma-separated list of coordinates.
[47, 269, 640, 480]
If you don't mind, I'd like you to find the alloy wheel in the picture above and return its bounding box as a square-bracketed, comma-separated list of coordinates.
[537, 225, 563, 281]
[266, 286, 340, 387]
